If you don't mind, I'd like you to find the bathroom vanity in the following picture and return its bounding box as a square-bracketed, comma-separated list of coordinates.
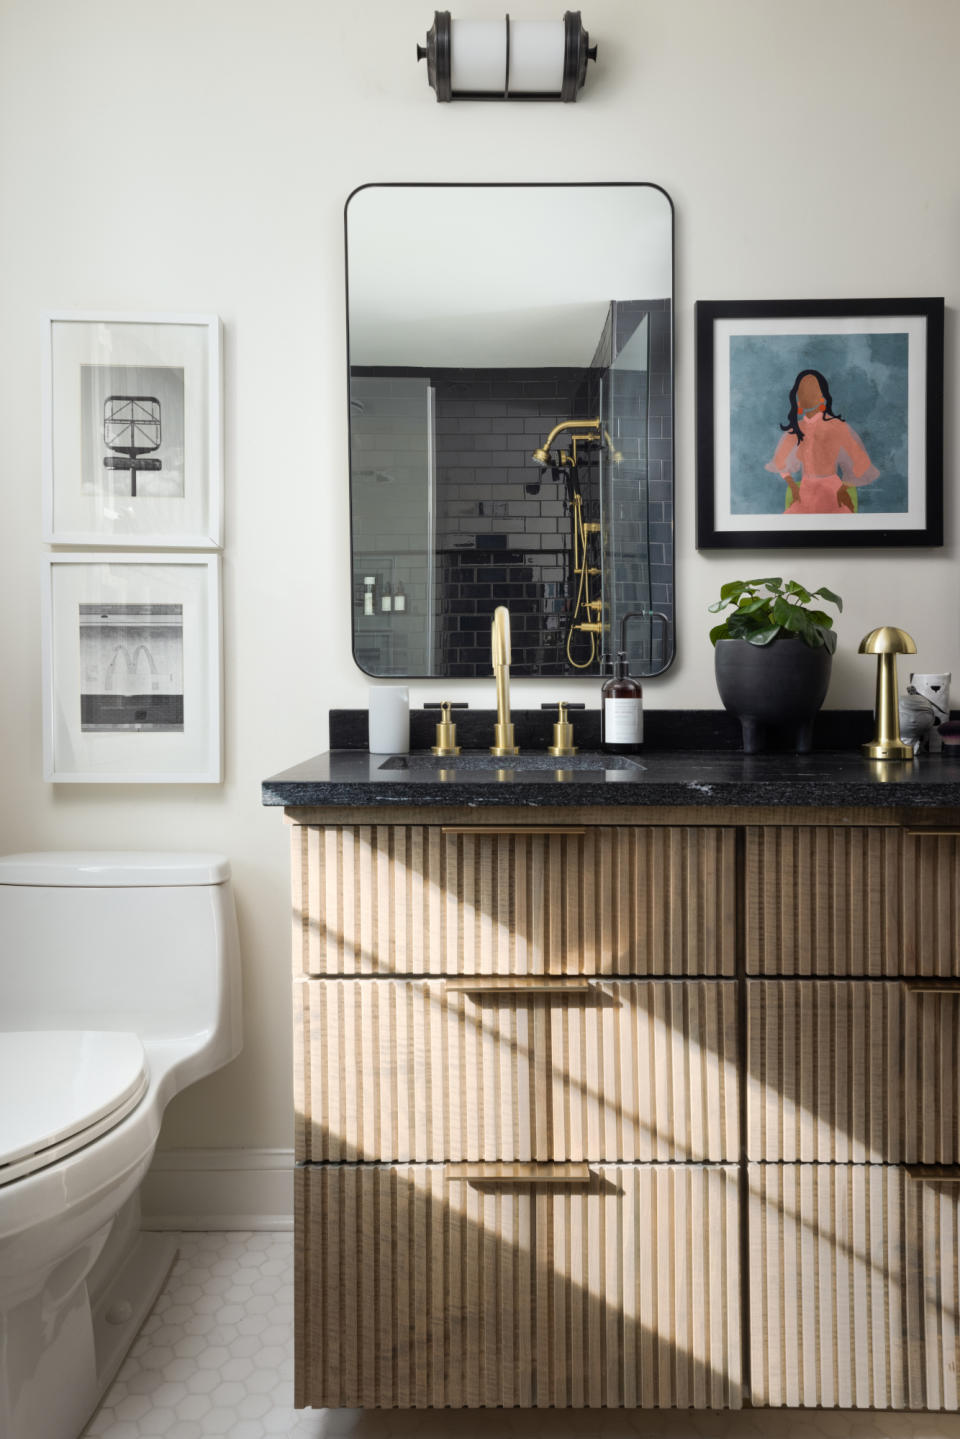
[264, 745, 960, 1411]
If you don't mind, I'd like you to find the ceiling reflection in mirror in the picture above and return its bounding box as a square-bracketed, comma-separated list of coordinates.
[347, 183, 674, 678]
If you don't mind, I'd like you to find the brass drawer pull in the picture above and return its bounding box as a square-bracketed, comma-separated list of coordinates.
[441, 825, 586, 836]
[446, 1162, 591, 1185]
[903, 828, 960, 837]
[906, 1165, 960, 1182]
[444, 976, 594, 995]
[904, 979, 960, 994]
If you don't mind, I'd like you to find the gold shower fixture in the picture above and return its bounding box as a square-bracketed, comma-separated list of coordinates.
[603, 429, 623, 465]
[529, 418, 605, 669]
[530, 417, 601, 469]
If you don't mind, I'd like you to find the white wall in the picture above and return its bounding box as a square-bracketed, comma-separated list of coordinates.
[0, 0, 956, 1152]
[347, 183, 671, 365]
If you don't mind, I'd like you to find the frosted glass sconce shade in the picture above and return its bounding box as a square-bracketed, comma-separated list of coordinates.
[417, 11, 596, 101]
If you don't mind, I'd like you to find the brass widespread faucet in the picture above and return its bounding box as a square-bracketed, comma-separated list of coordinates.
[490, 606, 519, 756]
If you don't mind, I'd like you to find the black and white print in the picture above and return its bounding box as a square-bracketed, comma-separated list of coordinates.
[79, 602, 184, 731]
[80, 365, 185, 499]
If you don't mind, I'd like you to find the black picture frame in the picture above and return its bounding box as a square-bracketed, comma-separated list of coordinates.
[695, 297, 944, 549]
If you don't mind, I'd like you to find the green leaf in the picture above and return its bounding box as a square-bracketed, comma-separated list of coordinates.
[785, 584, 812, 605]
[750, 577, 782, 591]
[709, 623, 729, 646]
[725, 614, 766, 642]
[719, 580, 748, 602]
[813, 586, 843, 612]
[748, 624, 784, 646]
[771, 596, 795, 628]
[799, 625, 837, 652]
[707, 600, 730, 613]
[737, 596, 771, 615]
[782, 607, 813, 636]
[806, 609, 835, 630]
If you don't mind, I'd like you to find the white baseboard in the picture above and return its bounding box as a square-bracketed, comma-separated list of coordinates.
[141, 1148, 294, 1231]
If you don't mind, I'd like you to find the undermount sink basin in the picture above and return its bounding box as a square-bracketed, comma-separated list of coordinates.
[379, 752, 645, 773]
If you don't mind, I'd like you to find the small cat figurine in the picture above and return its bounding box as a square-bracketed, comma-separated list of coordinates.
[908, 672, 951, 752]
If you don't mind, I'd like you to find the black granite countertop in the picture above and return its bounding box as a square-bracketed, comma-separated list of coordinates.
[262, 747, 960, 810]
[262, 709, 960, 810]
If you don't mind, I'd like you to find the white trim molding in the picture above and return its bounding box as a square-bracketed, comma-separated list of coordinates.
[141, 1148, 293, 1231]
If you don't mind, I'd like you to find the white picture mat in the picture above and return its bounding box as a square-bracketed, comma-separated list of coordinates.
[43, 313, 222, 546]
[43, 555, 221, 782]
[712, 314, 927, 532]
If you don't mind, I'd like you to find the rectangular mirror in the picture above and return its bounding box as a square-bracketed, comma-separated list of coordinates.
[346, 183, 674, 678]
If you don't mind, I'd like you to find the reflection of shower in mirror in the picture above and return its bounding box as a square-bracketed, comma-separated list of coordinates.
[346, 183, 675, 678]
[529, 418, 603, 669]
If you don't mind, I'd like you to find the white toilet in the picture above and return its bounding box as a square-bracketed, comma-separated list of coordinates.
[0, 852, 242, 1439]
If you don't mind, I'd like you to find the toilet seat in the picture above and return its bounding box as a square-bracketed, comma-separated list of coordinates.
[0, 1031, 148, 1187]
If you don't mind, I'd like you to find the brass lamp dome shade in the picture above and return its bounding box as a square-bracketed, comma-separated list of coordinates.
[859, 626, 918, 760]
[858, 626, 918, 656]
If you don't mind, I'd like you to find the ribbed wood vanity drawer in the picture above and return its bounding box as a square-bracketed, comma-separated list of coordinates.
[747, 979, 960, 1162]
[293, 823, 737, 977]
[295, 1161, 742, 1409]
[748, 1162, 960, 1409]
[745, 826, 960, 976]
[295, 977, 739, 1163]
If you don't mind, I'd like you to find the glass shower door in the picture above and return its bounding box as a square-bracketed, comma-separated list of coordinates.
[600, 312, 654, 667]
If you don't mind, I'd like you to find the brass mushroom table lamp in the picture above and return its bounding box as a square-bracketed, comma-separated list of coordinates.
[858, 626, 918, 760]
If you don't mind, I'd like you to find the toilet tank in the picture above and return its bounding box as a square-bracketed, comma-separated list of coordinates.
[0, 853, 241, 1051]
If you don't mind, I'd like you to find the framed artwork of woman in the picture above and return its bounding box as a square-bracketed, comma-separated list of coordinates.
[695, 298, 943, 549]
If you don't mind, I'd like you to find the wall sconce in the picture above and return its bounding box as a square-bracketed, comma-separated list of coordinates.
[417, 11, 596, 101]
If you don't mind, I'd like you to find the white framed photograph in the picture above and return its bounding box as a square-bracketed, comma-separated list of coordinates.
[42, 554, 222, 783]
[42, 312, 222, 547]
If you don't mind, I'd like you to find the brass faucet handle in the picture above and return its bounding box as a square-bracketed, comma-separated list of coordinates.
[542, 701, 585, 758]
[426, 701, 467, 756]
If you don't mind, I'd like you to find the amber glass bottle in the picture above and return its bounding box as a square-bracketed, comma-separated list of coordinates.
[601, 652, 643, 753]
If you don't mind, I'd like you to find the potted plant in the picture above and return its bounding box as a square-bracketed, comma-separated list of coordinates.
[708, 578, 843, 753]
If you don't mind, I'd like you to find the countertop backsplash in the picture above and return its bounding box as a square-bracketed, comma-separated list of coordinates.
[329, 706, 895, 754]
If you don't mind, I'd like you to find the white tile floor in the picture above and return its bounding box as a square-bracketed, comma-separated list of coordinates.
[83, 1230, 960, 1439]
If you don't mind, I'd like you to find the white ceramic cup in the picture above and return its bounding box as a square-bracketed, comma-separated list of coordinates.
[368, 685, 410, 754]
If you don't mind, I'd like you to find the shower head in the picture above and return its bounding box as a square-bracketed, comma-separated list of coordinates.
[530, 445, 552, 467]
[603, 429, 623, 465]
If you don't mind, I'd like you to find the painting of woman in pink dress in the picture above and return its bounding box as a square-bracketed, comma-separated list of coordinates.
[766, 369, 878, 514]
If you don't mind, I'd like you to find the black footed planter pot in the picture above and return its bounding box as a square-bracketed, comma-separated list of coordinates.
[714, 637, 833, 754]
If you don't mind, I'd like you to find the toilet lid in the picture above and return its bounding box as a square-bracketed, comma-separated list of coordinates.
[0, 1031, 148, 1186]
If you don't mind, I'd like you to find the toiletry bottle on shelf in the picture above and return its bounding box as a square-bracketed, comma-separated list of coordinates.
[363, 577, 376, 616]
[393, 582, 406, 613]
[601, 612, 645, 753]
[381, 584, 392, 613]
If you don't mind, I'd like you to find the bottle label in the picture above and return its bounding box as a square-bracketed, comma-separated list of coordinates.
[604, 697, 643, 744]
